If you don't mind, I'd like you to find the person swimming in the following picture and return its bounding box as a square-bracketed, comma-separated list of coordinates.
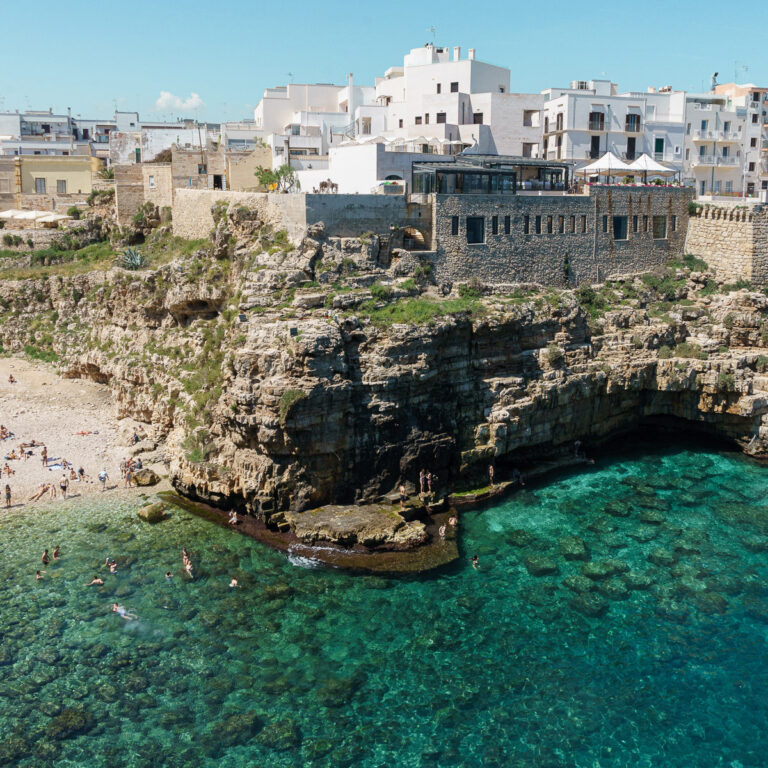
[87, 576, 104, 586]
[470, 555, 479, 570]
[36, 570, 45, 580]
[41, 549, 50, 565]
[165, 571, 173, 580]
[52, 546, 60, 560]
[112, 603, 137, 621]
[229, 578, 239, 588]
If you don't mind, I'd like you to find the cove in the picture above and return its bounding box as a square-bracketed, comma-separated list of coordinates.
[2, 441, 768, 767]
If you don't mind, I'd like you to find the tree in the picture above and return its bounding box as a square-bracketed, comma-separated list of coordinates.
[255, 164, 300, 192]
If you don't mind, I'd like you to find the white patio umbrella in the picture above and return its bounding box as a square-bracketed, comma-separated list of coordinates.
[626, 153, 676, 184]
[576, 151, 631, 184]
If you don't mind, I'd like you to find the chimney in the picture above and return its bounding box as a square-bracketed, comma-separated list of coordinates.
[468, 48, 476, 61]
[348, 73, 356, 136]
[453, 46, 461, 61]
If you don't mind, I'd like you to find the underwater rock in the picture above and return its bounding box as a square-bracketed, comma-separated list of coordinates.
[603, 500, 631, 517]
[640, 509, 666, 525]
[569, 593, 609, 617]
[648, 547, 677, 567]
[524, 556, 558, 576]
[673, 534, 706, 555]
[628, 527, 658, 543]
[602, 533, 627, 549]
[587, 517, 617, 534]
[581, 559, 628, 580]
[46, 707, 95, 740]
[654, 598, 689, 621]
[563, 574, 595, 594]
[599, 578, 629, 600]
[742, 535, 768, 553]
[137, 502, 168, 523]
[507, 529, 537, 548]
[694, 592, 728, 615]
[0, 736, 30, 765]
[304, 740, 335, 761]
[257, 717, 302, 751]
[623, 571, 655, 590]
[558, 536, 590, 561]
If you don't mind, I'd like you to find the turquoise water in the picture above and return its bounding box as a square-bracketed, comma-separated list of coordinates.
[3, 444, 768, 767]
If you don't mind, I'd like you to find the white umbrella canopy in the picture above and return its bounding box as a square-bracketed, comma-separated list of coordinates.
[576, 151, 631, 177]
[626, 154, 675, 175]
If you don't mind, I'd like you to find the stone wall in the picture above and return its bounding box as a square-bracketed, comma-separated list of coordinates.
[114, 164, 144, 228]
[429, 187, 692, 287]
[17, 193, 88, 212]
[143, 164, 174, 210]
[0, 228, 64, 251]
[685, 204, 768, 285]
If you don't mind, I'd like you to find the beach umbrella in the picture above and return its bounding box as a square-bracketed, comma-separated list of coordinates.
[626, 153, 676, 184]
[576, 151, 631, 184]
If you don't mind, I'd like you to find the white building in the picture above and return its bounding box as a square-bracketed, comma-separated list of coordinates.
[0, 109, 88, 156]
[541, 80, 686, 173]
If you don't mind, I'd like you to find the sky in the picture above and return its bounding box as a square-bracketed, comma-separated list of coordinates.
[2, 0, 767, 122]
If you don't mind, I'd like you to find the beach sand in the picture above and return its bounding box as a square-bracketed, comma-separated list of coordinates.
[0, 357, 168, 508]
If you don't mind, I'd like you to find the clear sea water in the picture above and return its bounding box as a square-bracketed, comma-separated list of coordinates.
[2, 442, 768, 767]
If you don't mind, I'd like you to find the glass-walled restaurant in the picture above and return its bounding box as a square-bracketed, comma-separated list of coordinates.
[411, 157, 570, 195]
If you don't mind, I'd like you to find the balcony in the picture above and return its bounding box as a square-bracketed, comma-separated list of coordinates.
[690, 155, 740, 167]
[587, 120, 605, 132]
[691, 129, 741, 142]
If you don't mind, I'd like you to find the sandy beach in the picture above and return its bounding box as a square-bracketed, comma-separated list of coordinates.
[0, 357, 167, 509]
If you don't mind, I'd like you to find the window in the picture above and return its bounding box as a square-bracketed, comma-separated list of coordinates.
[652, 215, 667, 240]
[148, 175, 155, 189]
[546, 216, 553, 234]
[588, 111, 605, 131]
[522, 143, 535, 158]
[450, 216, 459, 236]
[535, 215, 542, 234]
[701, 120, 707, 131]
[437, 83, 441, 94]
[499, 87, 505, 93]
[436, 112, 446, 124]
[613, 216, 628, 240]
[492, 215, 498, 235]
[135, 148, 141, 163]
[749, 162, 756, 172]
[466, 216, 484, 244]
[558, 215, 564, 234]
[625, 113, 641, 132]
[671, 215, 677, 232]
[725, 181, 732, 193]
[723, 121, 730, 132]
[424, 114, 429, 124]
[473, 113, 483, 125]
[752, 114, 759, 124]
[198, 164, 207, 174]
[643, 215, 648, 232]
[555, 113, 563, 131]
[34, 178, 46, 194]
[56, 179, 66, 194]
[544, 116, 549, 134]
[398, 119, 403, 128]
[504, 215, 510, 234]
[700, 180, 706, 196]
[633, 215, 638, 233]
[750, 138, 757, 148]
[524, 215, 530, 234]
[602, 215, 608, 233]
[291, 125, 300, 136]
[581, 215, 587, 233]
[522, 110, 538, 127]
[570, 215, 576, 233]
[685, 148, 690, 160]
[450, 82, 459, 93]
[362, 117, 371, 135]
[722, 146, 729, 158]
[415, 116, 422, 125]
[686, 123, 691, 135]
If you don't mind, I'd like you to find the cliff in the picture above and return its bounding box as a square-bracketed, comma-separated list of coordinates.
[2, 207, 768, 552]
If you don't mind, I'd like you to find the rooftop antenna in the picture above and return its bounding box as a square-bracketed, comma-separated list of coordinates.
[287, 72, 295, 84]
[426, 26, 436, 41]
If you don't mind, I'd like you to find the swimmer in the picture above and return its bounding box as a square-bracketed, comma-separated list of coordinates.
[449, 514, 458, 527]
[52, 546, 60, 561]
[4, 483, 10, 508]
[229, 578, 239, 588]
[439, 524, 447, 539]
[41, 549, 50, 565]
[165, 571, 173, 580]
[470, 555, 479, 570]
[86, 576, 104, 586]
[112, 603, 137, 621]
[36, 570, 45, 580]
[109, 561, 117, 574]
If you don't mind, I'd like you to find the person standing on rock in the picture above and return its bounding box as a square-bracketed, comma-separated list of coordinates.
[419, 469, 426, 495]
[439, 524, 446, 539]
[489, 464, 495, 487]
[426, 472, 433, 496]
[399, 485, 407, 511]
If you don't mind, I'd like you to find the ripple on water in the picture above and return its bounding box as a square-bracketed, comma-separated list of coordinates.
[2, 446, 768, 766]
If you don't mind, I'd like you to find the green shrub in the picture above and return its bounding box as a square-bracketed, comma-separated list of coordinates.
[67, 206, 81, 220]
[279, 389, 307, 425]
[674, 342, 707, 360]
[687, 201, 702, 216]
[2, 234, 12, 247]
[657, 346, 673, 359]
[116, 247, 146, 270]
[546, 343, 564, 366]
[723, 313, 735, 330]
[458, 278, 482, 299]
[24, 345, 59, 363]
[400, 278, 417, 292]
[369, 282, 393, 302]
[717, 372, 735, 390]
[755, 355, 768, 373]
[682, 253, 707, 271]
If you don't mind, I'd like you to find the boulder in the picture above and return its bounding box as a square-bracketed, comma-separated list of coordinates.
[523, 555, 558, 576]
[563, 574, 594, 594]
[647, 547, 676, 567]
[569, 593, 608, 617]
[581, 559, 628, 580]
[137, 502, 168, 523]
[623, 571, 655, 590]
[46, 707, 95, 740]
[558, 535, 590, 561]
[640, 509, 666, 525]
[133, 468, 160, 487]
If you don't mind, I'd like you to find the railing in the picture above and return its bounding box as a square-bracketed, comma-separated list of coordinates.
[621, 152, 638, 161]
[586, 150, 601, 159]
[624, 122, 642, 133]
[692, 129, 741, 141]
[691, 155, 740, 167]
[588, 120, 605, 131]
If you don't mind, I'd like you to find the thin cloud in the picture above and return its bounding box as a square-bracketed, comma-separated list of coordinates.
[154, 91, 204, 112]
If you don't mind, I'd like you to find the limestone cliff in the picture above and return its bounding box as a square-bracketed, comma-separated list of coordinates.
[2, 208, 768, 534]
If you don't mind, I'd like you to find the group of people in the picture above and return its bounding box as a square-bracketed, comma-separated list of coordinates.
[35, 545, 60, 579]
[119, 457, 143, 488]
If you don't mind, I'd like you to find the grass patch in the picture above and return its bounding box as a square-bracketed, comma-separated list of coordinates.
[24, 344, 59, 363]
[674, 342, 707, 360]
[279, 389, 307, 425]
[358, 297, 481, 328]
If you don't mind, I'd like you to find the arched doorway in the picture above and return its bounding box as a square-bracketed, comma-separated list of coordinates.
[402, 227, 427, 251]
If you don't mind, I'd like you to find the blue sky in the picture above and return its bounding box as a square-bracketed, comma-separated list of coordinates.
[2, 0, 767, 121]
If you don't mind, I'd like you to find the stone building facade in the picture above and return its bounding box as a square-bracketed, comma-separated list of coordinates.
[428, 186, 693, 286]
[114, 165, 144, 227]
[686, 204, 768, 286]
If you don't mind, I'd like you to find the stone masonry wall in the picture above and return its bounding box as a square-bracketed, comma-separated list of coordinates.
[685, 204, 768, 286]
[429, 187, 692, 287]
[143, 164, 174, 210]
[114, 164, 144, 228]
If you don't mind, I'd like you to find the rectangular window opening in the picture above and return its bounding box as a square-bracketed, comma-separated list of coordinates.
[56, 179, 66, 194]
[524, 215, 530, 234]
[652, 215, 667, 240]
[450, 216, 459, 236]
[491, 215, 498, 235]
[504, 215, 510, 235]
[581, 215, 587, 233]
[569, 215, 576, 233]
[535, 215, 542, 235]
[558, 215, 564, 234]
[466, 216, 485, 244]
[613, 216, 628, 241]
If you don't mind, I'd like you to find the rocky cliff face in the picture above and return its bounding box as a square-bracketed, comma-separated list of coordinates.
[2, 209, 768, 530]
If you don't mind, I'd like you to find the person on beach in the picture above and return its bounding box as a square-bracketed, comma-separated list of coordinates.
[426, 472, 433, 496]
[52, 546, 60, 561]
[86, 576, 104, 586]
[439, 524, 447, 539]
[98, 470, 108, 491]
[4, 484, 10, 508]
[41, 446, 47, 467]
[489, 464, 495, 487]
[60, 475, 69, 499]
[419, 469, 426, 495]
[470, 555, 479, 570]
[78, 467, 86, 482]
[124, 466, 133, 488]
[41, 549, 50, 565]
[399, 484, 407, 511]
[8, 374, 15, 384]
[36, 570, 45, 580]
[228, 510, 238, 526]
[449, 514, 458, 528]
[112, 603, 137, 621]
